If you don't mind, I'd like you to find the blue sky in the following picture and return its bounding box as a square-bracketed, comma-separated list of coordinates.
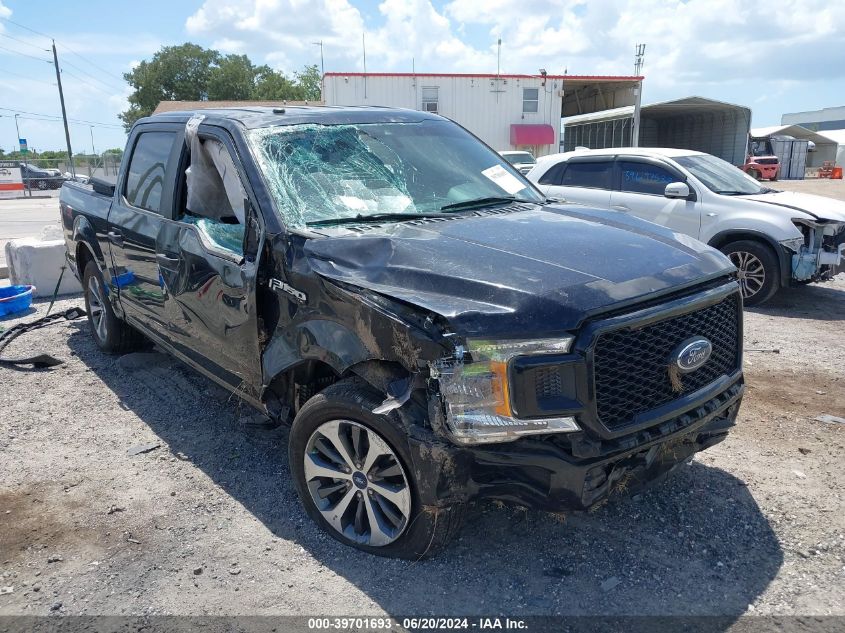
[1, 0, 844, 153]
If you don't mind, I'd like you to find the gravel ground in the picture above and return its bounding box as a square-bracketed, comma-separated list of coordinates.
[767, 178, 845, 201]
[0, 278, 843, 619]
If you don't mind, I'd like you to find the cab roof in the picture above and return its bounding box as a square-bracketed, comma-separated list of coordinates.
[536, 147, 707, 165]
[142, 105, 440, 129]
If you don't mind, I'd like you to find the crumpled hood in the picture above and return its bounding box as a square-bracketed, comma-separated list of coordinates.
[742, 191, 845, 222]
[304, 204, 734, 337]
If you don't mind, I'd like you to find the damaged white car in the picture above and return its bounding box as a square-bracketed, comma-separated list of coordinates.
[528, 148, 845, 305]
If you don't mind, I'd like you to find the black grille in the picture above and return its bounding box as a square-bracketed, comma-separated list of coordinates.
[593, 294, 740, 431]
[535, 367, 562, 398]
[755, 157, 778, 165]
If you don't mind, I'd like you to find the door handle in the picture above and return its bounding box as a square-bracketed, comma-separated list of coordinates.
[107, 230, 123, 246]
[611, 205, 630, 212]
[156, 253, 179, 266]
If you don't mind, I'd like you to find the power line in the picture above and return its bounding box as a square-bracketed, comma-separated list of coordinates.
[0, 106, 123, 129]
[1, 16, 126, 89]
[59, 42, 127, 85]
[0, 66, 56, 86]
[0, 31, 50, 53]
[60, 68, 119, 97]
[8, 114, 123, 131]
[0, 16, 53, 44]
[60, 57, 125, 94]
[0, 43, 52, 63]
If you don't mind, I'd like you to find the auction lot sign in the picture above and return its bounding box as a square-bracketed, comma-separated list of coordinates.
[0, 160, 24, 199]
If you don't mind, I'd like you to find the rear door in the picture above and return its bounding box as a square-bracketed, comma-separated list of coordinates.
[537, 157, 614, 208]
[609, 158, 701, 238]
[107, 124, 182, 337]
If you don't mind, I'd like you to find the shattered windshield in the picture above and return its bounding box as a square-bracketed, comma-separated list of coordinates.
[676, 154, 766, 196]
[247, 120, 543, 228]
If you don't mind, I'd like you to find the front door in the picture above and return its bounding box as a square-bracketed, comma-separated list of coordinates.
[155, 125, 265, 394]
[609, 159, 701, 239]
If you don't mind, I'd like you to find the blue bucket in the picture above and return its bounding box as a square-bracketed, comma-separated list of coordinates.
[0, 284, 35, 317]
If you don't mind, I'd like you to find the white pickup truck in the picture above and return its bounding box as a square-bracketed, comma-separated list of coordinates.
[527, 148, 845, 305]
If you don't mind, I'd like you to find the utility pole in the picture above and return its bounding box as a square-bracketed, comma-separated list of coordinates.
[631, 43, 646, 147]
[14, 114, 31, 197]
[51, 40, 75, 178]
[312, 40, 324, 77]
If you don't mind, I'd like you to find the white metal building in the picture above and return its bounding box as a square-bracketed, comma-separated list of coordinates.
[323, 72, 641, 158]
[782, 105, 845, 132]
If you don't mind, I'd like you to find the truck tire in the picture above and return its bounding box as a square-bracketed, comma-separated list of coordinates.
[288, 378, 464, 559]
[720, 240, 779, 306]
[82, 261, 146, 353]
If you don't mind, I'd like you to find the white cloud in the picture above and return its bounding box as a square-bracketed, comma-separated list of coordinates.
[185, 0, 366, 74]
[183, 0, 845, 87]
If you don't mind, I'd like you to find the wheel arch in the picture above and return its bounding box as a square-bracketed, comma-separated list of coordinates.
[263, 356, 414, 421]
[707, 229, 790, 288]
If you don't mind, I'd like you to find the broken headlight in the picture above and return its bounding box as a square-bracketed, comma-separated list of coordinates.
[433, 338, 579, 444]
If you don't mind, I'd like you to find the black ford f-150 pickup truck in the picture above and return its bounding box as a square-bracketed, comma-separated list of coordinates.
[61, 106, 744, 558]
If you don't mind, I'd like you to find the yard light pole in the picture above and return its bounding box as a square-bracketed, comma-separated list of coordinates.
[632, 44, 646, 147]
[312, 40, 324, 77]
[89, 126, 97, 178]
[14, 113, 31, 197]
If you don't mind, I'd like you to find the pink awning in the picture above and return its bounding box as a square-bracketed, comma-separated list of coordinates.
[510, 124, 555, 146]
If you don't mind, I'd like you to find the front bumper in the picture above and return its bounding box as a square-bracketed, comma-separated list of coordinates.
[409, 377, 744, 511]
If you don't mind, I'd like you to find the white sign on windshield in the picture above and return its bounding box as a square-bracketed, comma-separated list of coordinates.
[482, 164, 526, 195]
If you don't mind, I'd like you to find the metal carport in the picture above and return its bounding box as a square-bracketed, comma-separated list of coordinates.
[562, 96, 751, 165]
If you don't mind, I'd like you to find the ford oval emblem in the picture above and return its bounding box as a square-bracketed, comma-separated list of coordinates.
[673, 337, 712, 373]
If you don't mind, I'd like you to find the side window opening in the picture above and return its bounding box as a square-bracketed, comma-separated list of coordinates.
[560, 161, 613, 189]
[619, 161, 677, 195]
[180, 117, 247, 255]
[125, 131, 176, 214]
[538, 162, 567, 185]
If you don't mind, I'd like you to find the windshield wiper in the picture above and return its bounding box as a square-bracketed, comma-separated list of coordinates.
[439, 196, 518, 211]
[306, 212, 447, 227]
[714, 190, 759, 196]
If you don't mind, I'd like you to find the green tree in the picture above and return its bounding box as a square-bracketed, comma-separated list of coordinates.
[120, 43, 220, 130]
[294, 64, 321, 101]
[121, 43, 323, 131]
[252, 64, 299, 100]
[208, 54, 257, 100]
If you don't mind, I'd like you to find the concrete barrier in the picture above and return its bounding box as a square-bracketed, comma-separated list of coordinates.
[4, 238, 82, 297]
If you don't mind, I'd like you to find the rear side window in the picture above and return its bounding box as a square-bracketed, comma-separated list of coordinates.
[560, 161, 613, 189]
[538, 162, 567, 185]
[620, 161, 677, 195]
[125, 132, 176, 214]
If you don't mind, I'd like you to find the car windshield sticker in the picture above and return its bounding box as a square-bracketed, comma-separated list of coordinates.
[481, 165, 526, 195]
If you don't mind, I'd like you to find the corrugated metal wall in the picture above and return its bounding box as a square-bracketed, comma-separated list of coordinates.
[561, 106, 750, 165]
[562, 118, 633, 151]
[770, 138, 808, 179]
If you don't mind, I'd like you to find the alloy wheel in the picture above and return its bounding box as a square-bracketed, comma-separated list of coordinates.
[729, 250, 766, 299]
[87, 276, 108, 342]
[303, 419, 411, 547]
